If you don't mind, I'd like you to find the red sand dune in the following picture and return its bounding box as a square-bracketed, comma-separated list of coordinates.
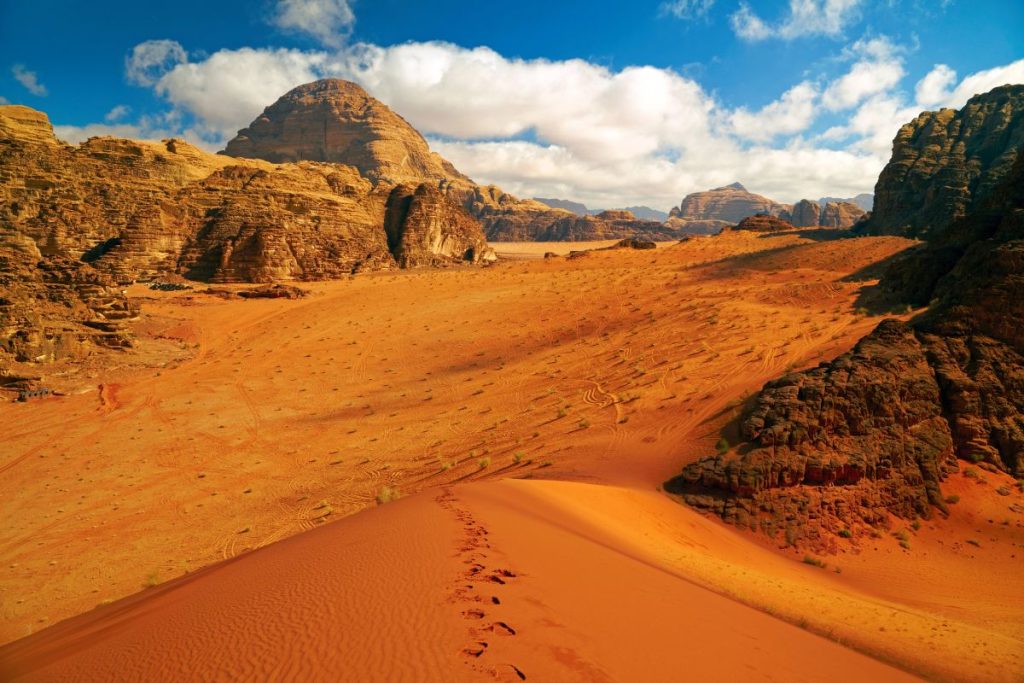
[2, 233, 1022, 681]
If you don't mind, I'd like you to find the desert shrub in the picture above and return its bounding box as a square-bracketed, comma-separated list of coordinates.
[838, 529, 853, 539]
[802, 555, 827, 569]
[376, 486, 401, 505]
[478, 457, 491, 470]
[944, 494, 960, 504]
[715, 438, 730, 455]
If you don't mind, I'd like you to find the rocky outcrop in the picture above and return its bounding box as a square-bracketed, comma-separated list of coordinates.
[1, 104, 490, 287]
[788, 199, 821, 228]
[1, 230, 139, 365]
[384, 184, 494, 267]
[670, 182, 789, 224]
[730, 214, 795, 233]
[668, 87, 1024, 543]
[865, 85, 1024, 239]
[819, 201, 867, 229]
[223, 79, 466, 186]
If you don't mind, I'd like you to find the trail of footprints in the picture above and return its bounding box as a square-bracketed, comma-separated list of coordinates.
[436, 488, 527, 681]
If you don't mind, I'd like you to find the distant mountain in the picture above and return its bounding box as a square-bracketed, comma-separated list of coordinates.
[533, 197, 589, 215]
[534, 198, 668, 222]
[818, 193, 873, 211]
[619, 206, 668, 222]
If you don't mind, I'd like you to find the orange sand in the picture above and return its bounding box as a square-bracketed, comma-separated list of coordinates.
[2, 232, 1022, 680]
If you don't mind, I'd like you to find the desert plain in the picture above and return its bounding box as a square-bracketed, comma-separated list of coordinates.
[2, 231, 1022, 681]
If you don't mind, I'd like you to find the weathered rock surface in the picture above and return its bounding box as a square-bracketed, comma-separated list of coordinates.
[865, 84, 1024, 239]
[819, 201, 867, 229]
[730, 214, 796, 233]
[223, 79, 466, 186]
[384, 183, 494, 267]
[788, 199, 821, 227]
[1, 230, 139, 365]
[1, 103, 489, 286]
[670, 182, 789, 224]
[669, 86, 1024, 542]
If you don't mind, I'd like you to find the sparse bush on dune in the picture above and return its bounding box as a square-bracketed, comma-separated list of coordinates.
[375, 486, 401, 505]
[715, 438, 730, 455]
[478, 457, 491, 470]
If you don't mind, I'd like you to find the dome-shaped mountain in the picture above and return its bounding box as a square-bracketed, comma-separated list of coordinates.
[222, 79, 468, 186]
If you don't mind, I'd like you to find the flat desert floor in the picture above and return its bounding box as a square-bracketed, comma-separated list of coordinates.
[2, 232, 1022, 681]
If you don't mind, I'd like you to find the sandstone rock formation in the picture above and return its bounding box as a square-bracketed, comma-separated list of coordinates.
[1, 104, 488, 287]
[730, 214, 795, 233]
[668, 86, 1024, 543]
[788, 199, 821, 228]
[819, 201, 867, 229]
[1, 229, 139, 365]
[670, 182, 788, 224]
[224, 79, 674, 243]
[865, 84, 1024, 238]
[384, 183, 494, 267]
[223, 79, 466, 186]
[669, 183, 866, 233]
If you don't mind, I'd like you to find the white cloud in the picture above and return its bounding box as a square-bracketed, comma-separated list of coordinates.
[730, 3, 772, 40]
[728, 81, 819, 142]
[660, 0, 716, 21]
[823, 37, 905, 110]
[731, 0, 862, 41]
[105, 104, 131, 122]
[153, 47, 339, 143]
[0, 96, 9, 105]
[941, 58, 1024, 108]
[914, 64, 956, 107]
[64, 33, 1024, 210]
[126, 40, 188, 86]
[272, 0, 355, 47]
[12, 65, 47, 96]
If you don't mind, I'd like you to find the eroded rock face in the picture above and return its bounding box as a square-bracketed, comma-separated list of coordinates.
[866, 84, 1024, 239]
[670, 182, 789, 224]
[788, 199, 821, 228]
[384, 184, 493, 267]
[668, 87, 1024, 542]
[1, 103, 490, 286]
[820, 201, 867, 229]
[0, 230, 139, 364]
[223, 79, 465, 186]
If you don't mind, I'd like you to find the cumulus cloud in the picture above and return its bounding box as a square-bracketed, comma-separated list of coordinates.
[823, 37, 905, 110]
[126, 40, 188, 86]
[731, 0, 862, 41]
[914, 64, 957, 107]
[272, 0, 355, 47]
[728, 81, 819, 142]
[931, 58, 1024, 109]
[12, 65, 47, 96]
[660, 0, 716, 21]
[67, 32, 1024, 209]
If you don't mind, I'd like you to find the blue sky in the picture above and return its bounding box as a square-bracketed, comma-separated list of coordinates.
[2, 1, 1022, 208]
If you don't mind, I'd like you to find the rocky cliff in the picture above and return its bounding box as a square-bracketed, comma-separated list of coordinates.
[224, 80, 676, 242]
[670, 182, 788, 224]
[668, 87, 1024, 544]
[669, 183, 866, 232]
[1, 229, 138, 366]
[222, 79, 467, 186]
[866, 84, 1024, 239]
[1, 104, 488, 285]
[0, 102, 494, 369]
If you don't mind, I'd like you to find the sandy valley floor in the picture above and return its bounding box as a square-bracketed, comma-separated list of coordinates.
[2, 232, 1022, 681]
